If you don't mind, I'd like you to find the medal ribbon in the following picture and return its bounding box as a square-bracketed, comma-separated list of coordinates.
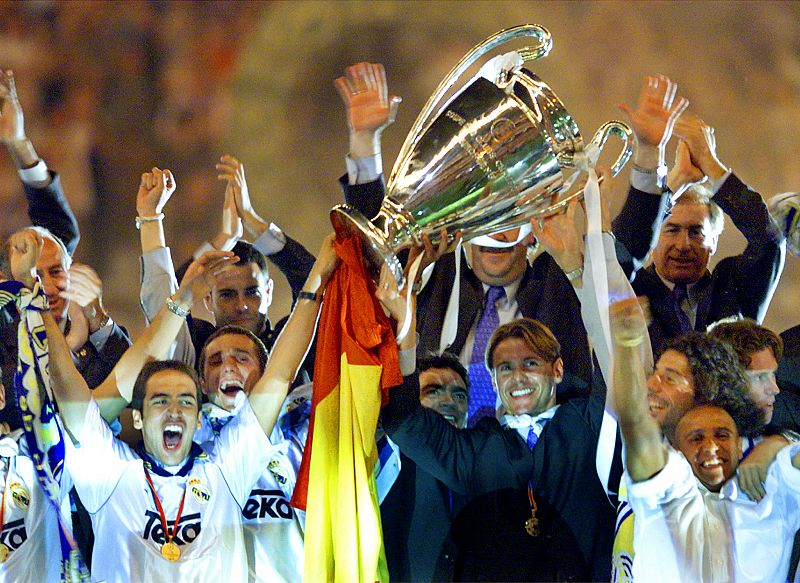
[143, 466, 188, 549]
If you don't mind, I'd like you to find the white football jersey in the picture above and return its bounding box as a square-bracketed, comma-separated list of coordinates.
[0, 435, 69, 583]
[198, 384, 311, 583]
[65, 399, 273, 583]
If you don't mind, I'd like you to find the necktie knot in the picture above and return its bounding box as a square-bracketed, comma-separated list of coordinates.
[486, 285, 505, 306]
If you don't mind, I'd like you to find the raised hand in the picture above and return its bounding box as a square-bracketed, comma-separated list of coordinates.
[304, 233, 340, 294]
[334, 62, 401, 158]
[136, 167, 176, 217]
[672, 113, 728, 182]
[0, 70, 25, 145]
[61, 263, 109, 333]
[609, 296, 651, 348]
[216, 154, 265, 239]
[174, 250, 238, 308]
[405, 227, 457, 285]
[618, 74, 688, 149]
[531, 199, 583, 275]
[666, 140, 706, 200]
[9, 228, 42, 288]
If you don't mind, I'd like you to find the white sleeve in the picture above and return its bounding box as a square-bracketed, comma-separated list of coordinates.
[138, 246, 196, 367]
[63, 399, 134, 512]
[627, 448, 697, 511]
[770, 443, 800, 531]
[208, 398, 278, 505]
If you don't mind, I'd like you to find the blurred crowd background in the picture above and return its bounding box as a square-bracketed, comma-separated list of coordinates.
[1, 0, 798, 338]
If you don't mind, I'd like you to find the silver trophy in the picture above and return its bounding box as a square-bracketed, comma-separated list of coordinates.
[331, 24, 633, 288]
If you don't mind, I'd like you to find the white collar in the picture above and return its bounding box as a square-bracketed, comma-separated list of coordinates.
[501, 405, 559, 430]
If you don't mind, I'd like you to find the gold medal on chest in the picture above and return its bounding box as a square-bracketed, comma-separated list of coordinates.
[0, 543, 9, 563]
[160, 541, 181, 562]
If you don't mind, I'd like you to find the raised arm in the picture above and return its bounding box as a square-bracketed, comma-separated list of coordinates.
[335, 62, 400, 219]
[673, 114, 784, 323]
[217, 154, 316, 300]
[610, 298, 668, 482]
[613, 75, 687, 273]
[0, 70, 79, 254]
[247, 234, 339, 435]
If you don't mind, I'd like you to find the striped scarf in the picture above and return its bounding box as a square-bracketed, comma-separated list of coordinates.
[0, 279, 89, 581]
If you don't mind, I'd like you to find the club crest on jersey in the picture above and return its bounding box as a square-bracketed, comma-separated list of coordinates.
[267, 459, 288, 486]
[9, 482, 30, 511]
[143, 511, 202, 546]
[187, 478, 212, 505]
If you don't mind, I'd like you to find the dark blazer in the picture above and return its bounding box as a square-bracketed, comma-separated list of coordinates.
[1, 171, 94, 429]
[380, 447, 465, 582]
[616, 174, 784, 354]
[382, 372, 620, 582]
[778, 324, 800, 397]
[417, 249, 593, 393]
[181, 235, 317, 375]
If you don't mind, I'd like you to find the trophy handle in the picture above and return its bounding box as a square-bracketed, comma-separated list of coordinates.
[588, 121, 634, 177]
[388, 24, 552, 189]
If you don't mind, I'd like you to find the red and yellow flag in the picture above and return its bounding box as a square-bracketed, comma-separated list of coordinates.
[292, 235, 402, 583]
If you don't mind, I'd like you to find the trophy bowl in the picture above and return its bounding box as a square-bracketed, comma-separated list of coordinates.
[331, 24, 632, 288]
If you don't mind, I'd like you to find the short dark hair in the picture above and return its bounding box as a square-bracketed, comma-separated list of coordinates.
[131, 360, 203, 412]
[486, 318, 560, 371]
[198, 325, 268, 377]
[660, 332, 750, 404]
[232, 241, 269, 279]
[708, 318, 783, 368]
[418, 351, 469, 393]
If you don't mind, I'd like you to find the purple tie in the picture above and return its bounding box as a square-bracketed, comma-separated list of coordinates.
[670, 284, 692, 334]
[467, 286, 505, 427]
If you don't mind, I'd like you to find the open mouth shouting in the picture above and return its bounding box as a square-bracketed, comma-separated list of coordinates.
[163, 424, 185, 451]
[220, 378, 245, 398]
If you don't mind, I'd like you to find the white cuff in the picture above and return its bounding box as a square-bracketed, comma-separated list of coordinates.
[708, 170, 732, 196]
[18, 159, 50, 185]
[346, 154, 382, 185]
[253, 223, 286, 256]
[630, 167, 662, 195]
[89, 317, 115, 351]
[398, 344, 417, 377]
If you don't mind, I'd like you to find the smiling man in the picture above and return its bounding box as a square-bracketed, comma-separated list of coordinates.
[382, 317, 620, 581]
[615, 114, 785, 354]
[610, 298, 800, 583]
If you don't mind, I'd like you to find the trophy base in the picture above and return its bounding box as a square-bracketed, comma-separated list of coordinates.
[330, 204, 406, 290]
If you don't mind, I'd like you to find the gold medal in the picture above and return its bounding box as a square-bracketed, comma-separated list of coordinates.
[0, 543, 9, 563]
[524, 484, 540, 537]
[161, 541, 181, 562]
[524, 514, 540, 537]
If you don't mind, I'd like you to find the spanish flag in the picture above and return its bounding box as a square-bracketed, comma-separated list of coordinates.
[292, 235, 403, 583]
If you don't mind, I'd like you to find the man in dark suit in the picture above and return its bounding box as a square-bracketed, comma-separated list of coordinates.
[0, 69, 131, 430]
[379, 351, 470, 582]
[613, 112, 785, 355]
